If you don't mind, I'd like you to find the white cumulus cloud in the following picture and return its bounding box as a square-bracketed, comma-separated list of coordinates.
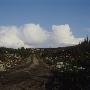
[52, 24, 83, 47]
[0, 23, 84, 48]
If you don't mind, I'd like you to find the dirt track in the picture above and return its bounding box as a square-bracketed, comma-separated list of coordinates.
[0, 54, 52, 90]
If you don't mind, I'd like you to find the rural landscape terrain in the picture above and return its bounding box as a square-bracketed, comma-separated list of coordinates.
[0, 0, 90, 90]
[0, 37, 90, 90]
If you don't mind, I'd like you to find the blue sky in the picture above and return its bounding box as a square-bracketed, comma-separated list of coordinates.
[0, 0, 90, 38]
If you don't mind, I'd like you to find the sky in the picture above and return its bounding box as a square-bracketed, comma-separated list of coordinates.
[0, 0, 90, 48]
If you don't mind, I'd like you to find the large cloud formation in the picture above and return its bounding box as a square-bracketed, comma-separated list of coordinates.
[0, 24, 84, 48]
